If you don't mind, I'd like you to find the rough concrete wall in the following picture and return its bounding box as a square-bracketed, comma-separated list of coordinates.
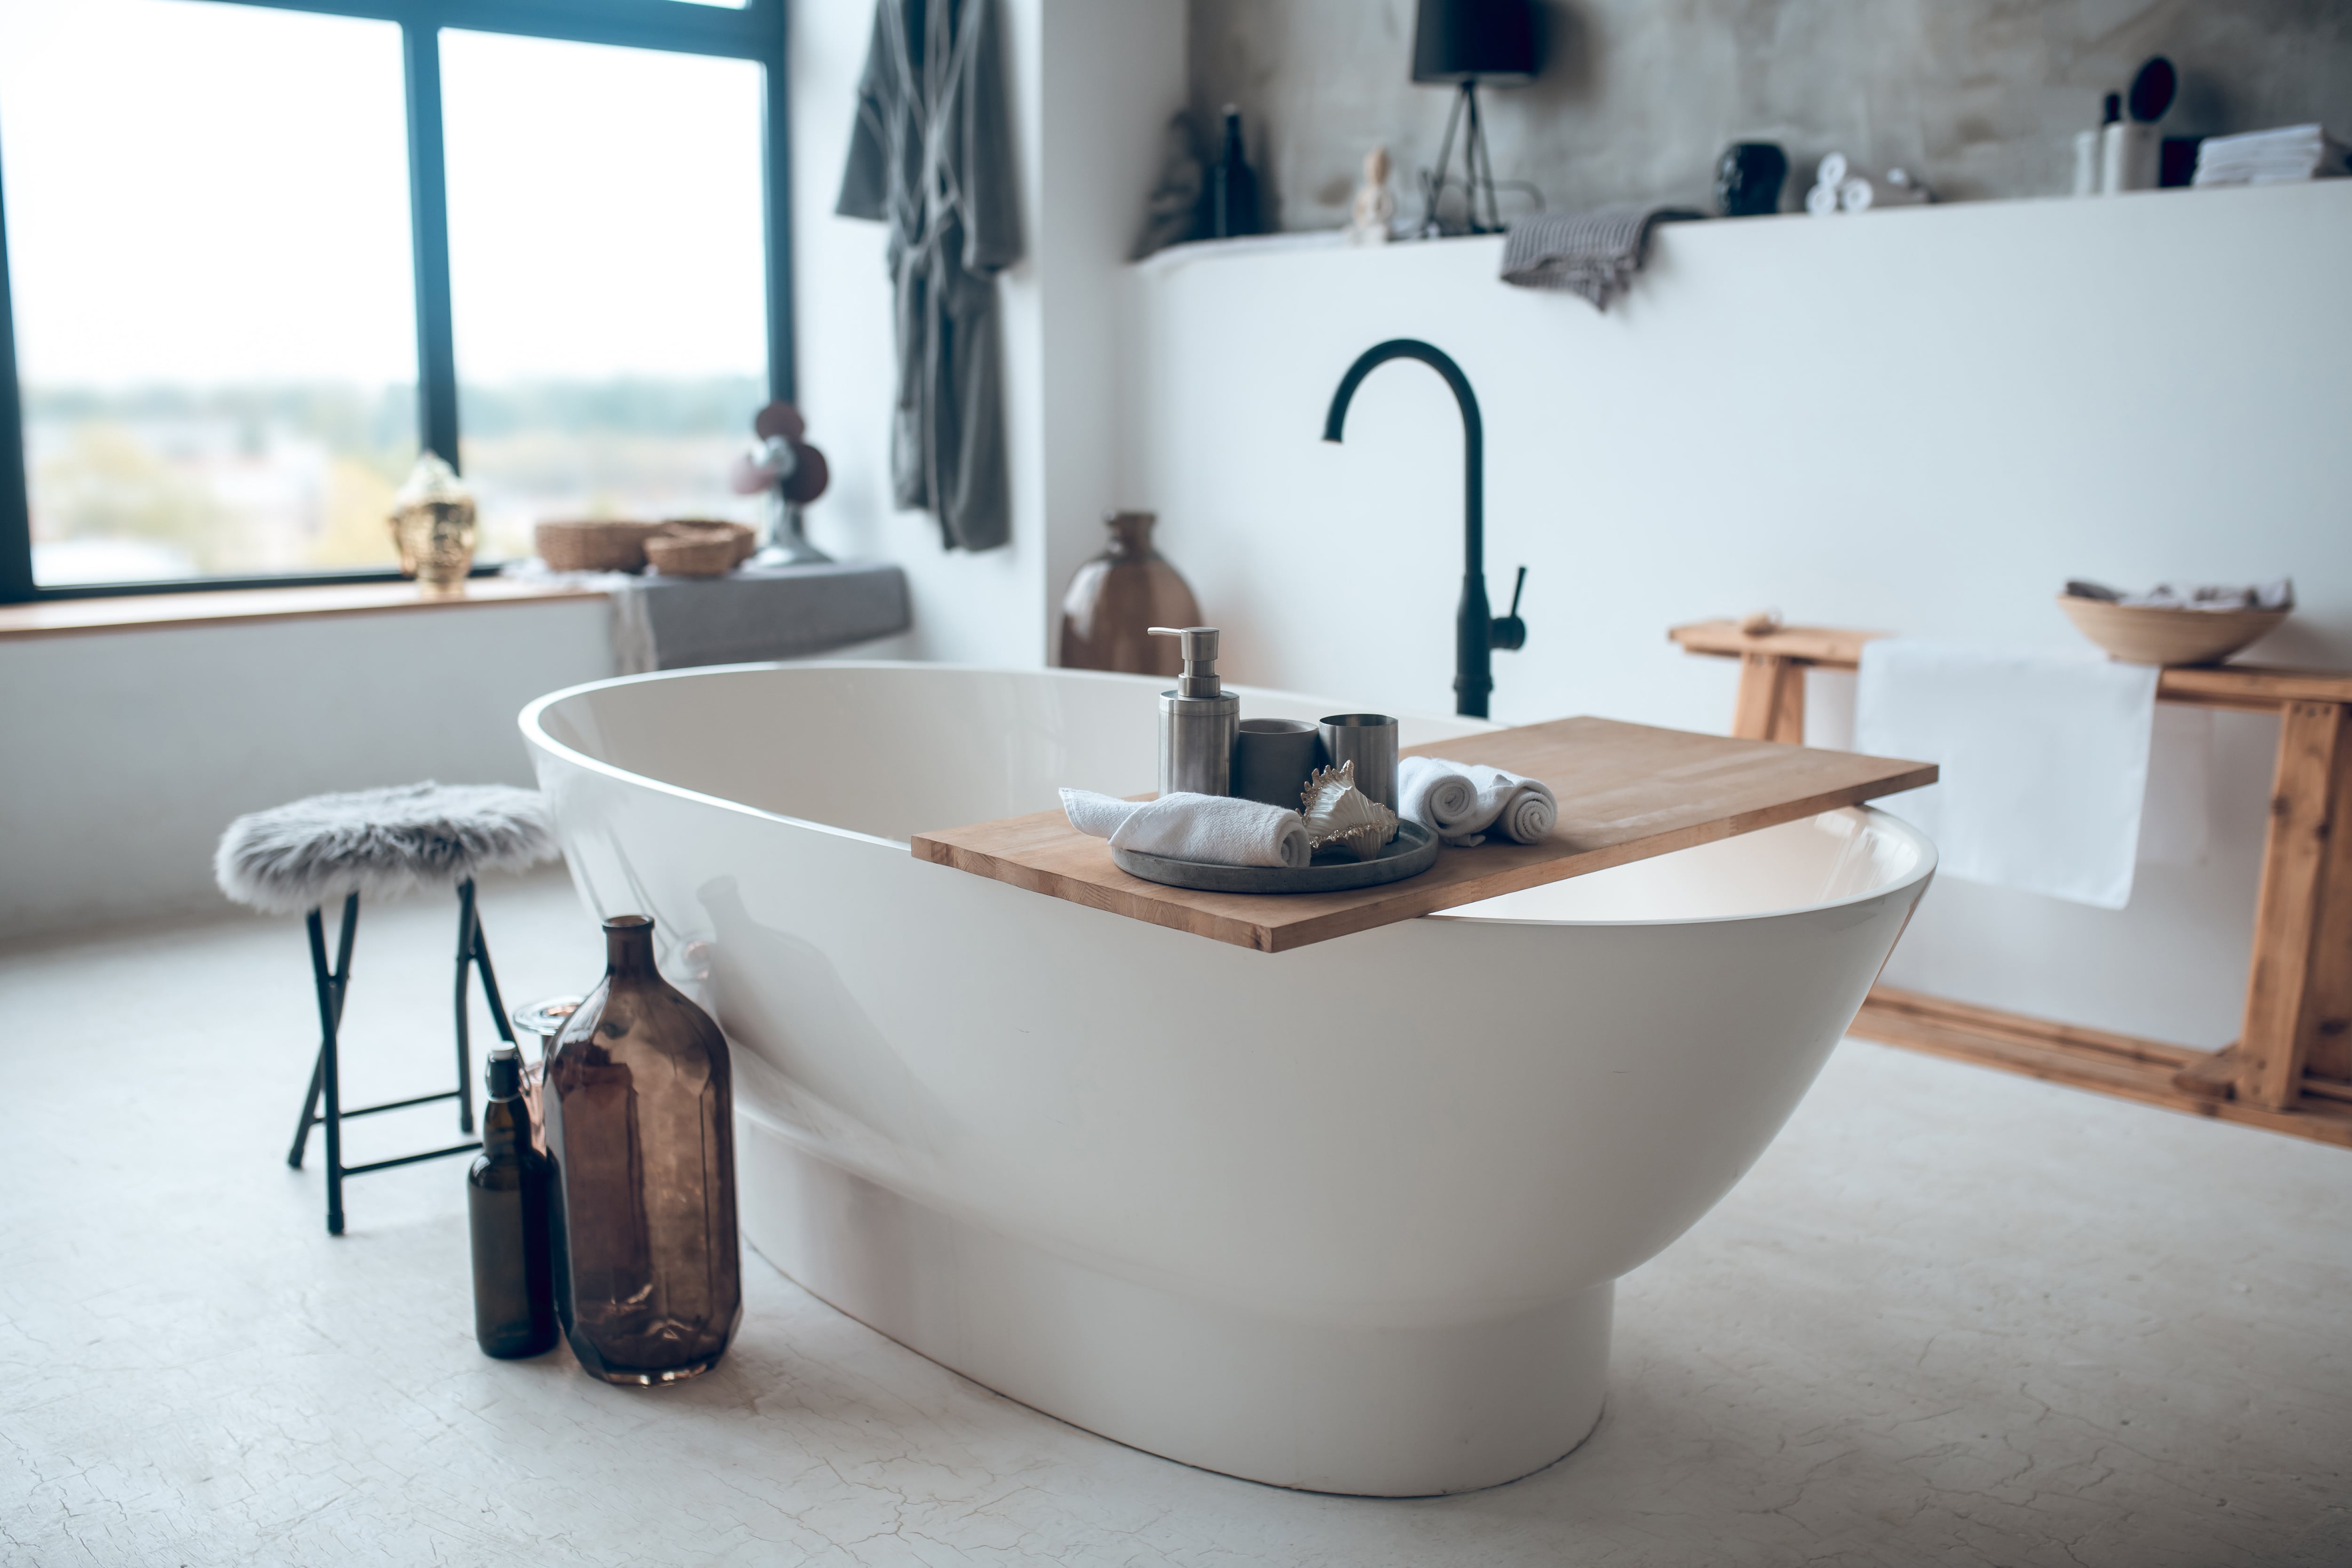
[1189, 0, 2352, 230]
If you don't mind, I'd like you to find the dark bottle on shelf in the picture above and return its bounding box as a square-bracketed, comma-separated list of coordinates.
[544, 915, 742, 1386]
[1210, 104, 1261, 239]
[467, 1043, 558, 1359]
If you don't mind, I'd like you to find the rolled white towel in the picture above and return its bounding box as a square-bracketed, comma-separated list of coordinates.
[1480, 765, 1559, 844]
[1398, 756, 1479, 839]
[1804, 180, 1840, 217]
[1060, 788, 1311, 869]
[1060, 789, 1138, 839]
[1395, 758, 1557, 847]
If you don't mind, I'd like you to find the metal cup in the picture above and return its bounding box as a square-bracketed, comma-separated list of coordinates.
[1233, 719, 1324, 810]
[1319, 713, 1399, 811]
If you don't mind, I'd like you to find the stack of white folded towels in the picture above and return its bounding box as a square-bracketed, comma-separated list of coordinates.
[1395, 757, 1557, 847]
[2193, 125, 2351, 186]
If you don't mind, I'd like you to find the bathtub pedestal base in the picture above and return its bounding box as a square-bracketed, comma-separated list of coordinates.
[739, 1114, 1610, 1496]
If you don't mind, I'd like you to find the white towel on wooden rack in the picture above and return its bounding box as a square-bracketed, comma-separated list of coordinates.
[1855, 640, 2159, 909]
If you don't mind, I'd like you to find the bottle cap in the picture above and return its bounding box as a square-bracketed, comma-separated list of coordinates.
[1150, 626, 1224, 698]
[2103, 92, 2121, 125]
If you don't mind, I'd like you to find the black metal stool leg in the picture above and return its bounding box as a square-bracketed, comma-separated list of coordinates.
[305, 896, 358, 1236]
[470, 902, 518, 1048]
[453, 879, 479, 1134]
[287, 1046, 325, 1170]
[289, 893, 358, 1170]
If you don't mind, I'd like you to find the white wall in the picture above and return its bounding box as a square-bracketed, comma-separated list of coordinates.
[1121, 182, 2352, 1047]
[789, 0, 1186, 666]
[0, 602, 613, 939]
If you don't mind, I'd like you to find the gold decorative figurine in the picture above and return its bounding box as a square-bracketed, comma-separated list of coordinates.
[389, 453, 478, 591]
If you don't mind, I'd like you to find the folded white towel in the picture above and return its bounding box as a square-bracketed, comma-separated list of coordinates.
[1060, 788, 1311, 869]
[1396, 756, 1558, 847]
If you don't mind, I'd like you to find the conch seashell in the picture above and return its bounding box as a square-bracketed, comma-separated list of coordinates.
[1299, 759, 1399, 861]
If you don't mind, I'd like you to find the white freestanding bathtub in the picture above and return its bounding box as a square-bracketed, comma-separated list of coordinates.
[521, 662, 1934, 1496]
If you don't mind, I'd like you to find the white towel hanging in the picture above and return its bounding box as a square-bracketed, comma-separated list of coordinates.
[1855, 641, 2159, 909]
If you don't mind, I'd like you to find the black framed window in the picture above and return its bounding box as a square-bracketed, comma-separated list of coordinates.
[0, 0, 790, 602]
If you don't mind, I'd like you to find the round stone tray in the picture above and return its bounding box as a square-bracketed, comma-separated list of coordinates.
[1112, 820, 1439, 894]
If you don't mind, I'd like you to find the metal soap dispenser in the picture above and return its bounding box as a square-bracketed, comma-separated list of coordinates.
[1150, 625, 1239, 797]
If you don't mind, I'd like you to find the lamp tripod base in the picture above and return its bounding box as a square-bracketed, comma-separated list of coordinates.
[1419, 80, 1506, 236]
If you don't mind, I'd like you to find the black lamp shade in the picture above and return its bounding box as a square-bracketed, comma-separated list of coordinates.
[1412, 0, 1537, 85]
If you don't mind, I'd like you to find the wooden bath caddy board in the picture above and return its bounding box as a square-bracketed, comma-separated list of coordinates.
[911, 716, 1936, 954]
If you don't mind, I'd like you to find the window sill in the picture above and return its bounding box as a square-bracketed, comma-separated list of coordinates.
[0, 578, 609, 642]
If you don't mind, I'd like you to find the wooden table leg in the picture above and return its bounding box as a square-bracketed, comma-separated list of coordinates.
[1732, 652, 1807, 745]
[2235, 700, 2348, 1111]
[2300, 707, 2352, 1085]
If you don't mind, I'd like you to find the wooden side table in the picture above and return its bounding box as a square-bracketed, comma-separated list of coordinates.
[1671, 620, 2352, 1150]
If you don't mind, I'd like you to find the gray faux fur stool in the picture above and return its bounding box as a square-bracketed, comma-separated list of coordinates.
[217, 782, 558, 1234]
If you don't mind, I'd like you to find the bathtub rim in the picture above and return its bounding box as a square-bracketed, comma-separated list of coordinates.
[519, 658, 1937, 933]
[517, 659, 1481, 855]
[1431, 805, 1937, 930]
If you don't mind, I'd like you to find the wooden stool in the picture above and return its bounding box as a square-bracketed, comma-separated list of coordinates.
[215, 782, 559, 1233]
[1670, 620, 2352, 1149]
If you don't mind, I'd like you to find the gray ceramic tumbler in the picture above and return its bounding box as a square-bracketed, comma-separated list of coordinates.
[1233, 719, 1324, 810]
[1319, 713, 1399, 811]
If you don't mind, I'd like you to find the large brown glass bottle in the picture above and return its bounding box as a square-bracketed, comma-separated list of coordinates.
[544, 915, 741, 1385]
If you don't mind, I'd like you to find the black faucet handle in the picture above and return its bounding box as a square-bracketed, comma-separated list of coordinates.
[1490, 565, 1528, 652]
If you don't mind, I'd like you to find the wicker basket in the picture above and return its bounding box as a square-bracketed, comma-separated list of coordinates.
[534, 519, 665, 573]
[661, 517, 757, 567]
[2056, 594, 2288, 667]
[644, 524, 746, 578]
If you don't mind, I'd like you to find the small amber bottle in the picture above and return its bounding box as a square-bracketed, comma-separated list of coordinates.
[468, 1043, 558, 1359]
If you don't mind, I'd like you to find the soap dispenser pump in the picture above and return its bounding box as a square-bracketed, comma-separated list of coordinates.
[1149, 625, 1240, 797]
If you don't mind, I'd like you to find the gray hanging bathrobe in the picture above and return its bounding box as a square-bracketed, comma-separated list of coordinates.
[836, 0, 1021, 553]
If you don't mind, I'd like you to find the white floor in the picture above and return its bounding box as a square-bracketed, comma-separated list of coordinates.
[3, 870, 2347, 1567]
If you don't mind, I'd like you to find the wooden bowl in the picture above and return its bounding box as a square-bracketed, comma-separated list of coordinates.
[535, 519, 664, 573]
[2056, 594, 2288, 667]
[644, 525, 744, 578]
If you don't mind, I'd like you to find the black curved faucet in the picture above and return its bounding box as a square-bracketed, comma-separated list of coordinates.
[1322, 339, 1526, 719]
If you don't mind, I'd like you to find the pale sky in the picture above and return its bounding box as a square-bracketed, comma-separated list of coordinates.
[0, 0, 769, 388]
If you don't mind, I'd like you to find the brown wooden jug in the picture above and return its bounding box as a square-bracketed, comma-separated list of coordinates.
[1059, 511, 1202, 676]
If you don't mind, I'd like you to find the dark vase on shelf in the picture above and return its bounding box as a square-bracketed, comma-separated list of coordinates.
[544, 915, 741, 1386]
[468, 1043, 559, 1359]
[1059, 511, 1203, 677]
[1715, 141, 1788, 216]
[1208, 104, 1261, 239]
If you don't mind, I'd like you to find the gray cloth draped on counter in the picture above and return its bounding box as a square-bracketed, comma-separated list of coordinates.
[607, 562, 912, 674]
[837, 0, 1021, 553]
[1499, 204, 1702, 310]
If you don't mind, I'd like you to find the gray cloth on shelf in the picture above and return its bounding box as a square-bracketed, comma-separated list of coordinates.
[216, 782, 556, 915]
[606, 561, 912, 675]
[1499, 204, 1703, 310]
[837, 0, 1022, 553]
